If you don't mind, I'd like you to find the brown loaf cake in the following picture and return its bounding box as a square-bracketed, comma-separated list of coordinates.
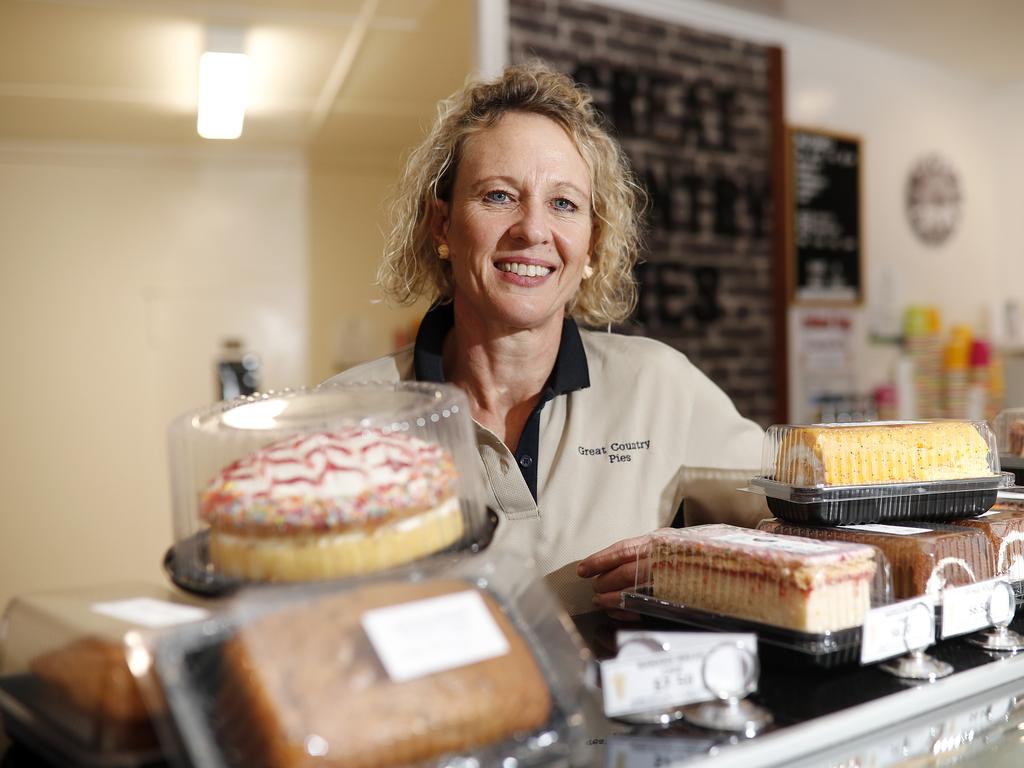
[951, 508, 1024, 581]
[773, 421, 993, 486]
[757, 519, 995, 599]
[30, 637, 158, 752]
[222, 580, 552, 768]
[1009, 419, 1024, 456]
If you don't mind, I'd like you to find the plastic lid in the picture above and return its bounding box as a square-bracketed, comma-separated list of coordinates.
[758, 519, 995, 601]
[993, 408, 1024, 457]
[0, 583, 208, 763]
[133, 550, 587, 768]
[757, 420, 1000, 489]
[951, 508, 1024, 582]
[166, 382, 490, 588]
[632, 524, 884, 635]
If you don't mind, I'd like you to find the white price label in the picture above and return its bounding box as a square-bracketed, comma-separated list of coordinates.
[361, 590, 509, 683]
[600, 640, 755, 718]
[998, 491, 1024, 501]
[91, 598, 209, 628]
[838, 524, 933, 535]
[941, 579, 1014, 639]
[860, 598, 935, 665]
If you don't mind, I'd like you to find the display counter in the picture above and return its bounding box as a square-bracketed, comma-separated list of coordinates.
[4, 605, 1024, 767]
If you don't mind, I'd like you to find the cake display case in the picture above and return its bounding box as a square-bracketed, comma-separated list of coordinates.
[129, 550, 589, 768]
[164, 381, 494, 595]
[994, 407, 1024, 485]
[620, 524, 893, 667]
[757, 519, 997, 601]
[0, 583, 209, 767]
[744, 420, 1013, 525]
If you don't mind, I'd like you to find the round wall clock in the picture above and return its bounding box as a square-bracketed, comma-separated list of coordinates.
[905, 154, 961, 246]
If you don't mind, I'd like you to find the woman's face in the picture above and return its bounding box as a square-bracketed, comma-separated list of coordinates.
[433, 111, 593, 334]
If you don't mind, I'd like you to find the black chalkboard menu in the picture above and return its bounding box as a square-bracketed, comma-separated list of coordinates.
[787, 127, 862, 304]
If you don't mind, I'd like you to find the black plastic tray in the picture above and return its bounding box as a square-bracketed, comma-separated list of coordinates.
[0, 675, 164, 768]
[164, 507, 500, 597]
[752, 475, 1009, 527]
[621, 590, 863, 669]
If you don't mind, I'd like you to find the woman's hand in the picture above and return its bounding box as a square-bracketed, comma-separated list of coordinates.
[577, 534, 650, 620]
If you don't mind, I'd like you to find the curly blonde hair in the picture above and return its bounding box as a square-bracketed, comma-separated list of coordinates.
[377, 61, 644, 326]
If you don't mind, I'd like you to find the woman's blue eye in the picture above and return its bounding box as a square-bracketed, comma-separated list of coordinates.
[553, 198, 577, 212]
[485, 190, 510, 203]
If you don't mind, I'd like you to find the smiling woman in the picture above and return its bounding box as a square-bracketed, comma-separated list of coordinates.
[329, 62, 768, 615]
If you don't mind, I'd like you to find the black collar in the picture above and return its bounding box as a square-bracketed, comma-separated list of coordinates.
[412, 302, 591, 396]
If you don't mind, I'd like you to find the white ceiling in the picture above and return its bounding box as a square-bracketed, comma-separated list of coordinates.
[0, 0, 475, 159]
[709, 0, 1024, 85]
[2, 0, 1021, 158]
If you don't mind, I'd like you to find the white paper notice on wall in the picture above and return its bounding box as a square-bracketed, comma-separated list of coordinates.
[91, 598, 210, 628]
[361, 590, 510, 683]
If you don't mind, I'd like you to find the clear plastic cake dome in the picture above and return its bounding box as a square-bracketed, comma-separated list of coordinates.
[0, 583, 209, 767]
[165, 381, 492, 595]
[993, 407, 1024, 485]
[128, 549, 589, 768]
[756, 519, 996, 602]
[621, 524, 893, 667]
[745, 420, 1012, 526]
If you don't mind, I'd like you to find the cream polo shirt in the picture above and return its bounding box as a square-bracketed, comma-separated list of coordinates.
[327, 304, 767, 614]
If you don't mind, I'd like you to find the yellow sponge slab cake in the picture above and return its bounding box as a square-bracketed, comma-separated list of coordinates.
[222, 580, 552, 768]
[650, 524, 876, 633]
[772, 420, 993, 487]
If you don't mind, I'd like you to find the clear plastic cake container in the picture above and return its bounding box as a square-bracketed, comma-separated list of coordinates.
[620, 524, 892, 668]
[746, 420, 1011, 525]
[757, 519, 997, 603]
[0, 583, 210, 767]
[129, 549, 589, 768]
[165, 381, 493, 595]
[949, 506, 1024, 599]
[993, 407, 1024, 485]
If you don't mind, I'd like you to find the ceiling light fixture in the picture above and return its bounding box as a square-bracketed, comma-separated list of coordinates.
[197, 26, 249, 140]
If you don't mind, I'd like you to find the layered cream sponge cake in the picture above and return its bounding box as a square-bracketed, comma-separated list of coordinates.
[200, 428, 464, 581]
[772, 420, 993, 487]
[650, 524, 876, 633]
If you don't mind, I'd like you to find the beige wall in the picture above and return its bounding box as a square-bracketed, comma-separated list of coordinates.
[307, 162, 427, 386]
[0, 143, 309, 611]
[0, 15, 475, 613]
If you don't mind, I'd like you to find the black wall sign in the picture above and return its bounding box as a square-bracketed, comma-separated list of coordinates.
[509, 0, 787, 426]
[788, 127, 862, 304]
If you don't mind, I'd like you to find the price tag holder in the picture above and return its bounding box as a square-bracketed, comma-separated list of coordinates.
[600, 633, 756, 719]
[941, 578, 1014, 639]
[861, 597, 935, 665]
